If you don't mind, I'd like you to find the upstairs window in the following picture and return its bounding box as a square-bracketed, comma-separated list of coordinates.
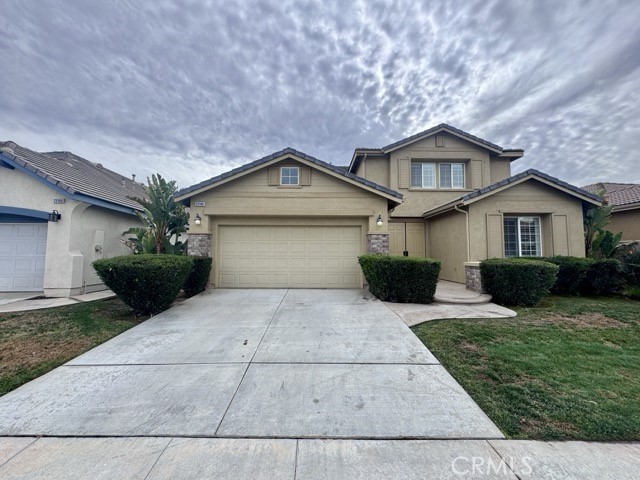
[410, 162, 436, 188]
[280, 166, 299, 185]
[439, 163, 465, 189]
[504, 216, 542, 257]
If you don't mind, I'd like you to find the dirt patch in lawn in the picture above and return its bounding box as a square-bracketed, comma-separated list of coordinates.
[533, 313, 628, 329]
[0, 336, 94, 371]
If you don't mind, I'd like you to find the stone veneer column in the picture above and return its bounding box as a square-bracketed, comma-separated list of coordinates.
[366, 233, 389, 254]
[187, 233, 212, 257]
[464, 261, 483, 293]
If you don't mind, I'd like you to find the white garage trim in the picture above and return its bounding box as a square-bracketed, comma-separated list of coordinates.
[0, 223, 48, 292]
[218, 225, 362, 288]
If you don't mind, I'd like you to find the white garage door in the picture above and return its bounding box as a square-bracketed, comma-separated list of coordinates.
[219, 225, 362, 288]
[0, 223, 47, 292]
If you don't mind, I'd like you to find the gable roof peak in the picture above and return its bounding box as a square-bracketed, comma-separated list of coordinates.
[174, 147, 402, 201]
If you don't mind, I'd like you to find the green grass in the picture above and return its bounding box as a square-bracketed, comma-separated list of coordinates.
[0, 299, 142, 396]
[411, 295, 640, 441]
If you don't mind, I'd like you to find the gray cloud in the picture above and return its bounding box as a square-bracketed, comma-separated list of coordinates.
[1, 0, 639, 189]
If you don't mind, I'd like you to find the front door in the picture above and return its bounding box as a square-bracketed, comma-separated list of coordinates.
[388, 222, 425, 257]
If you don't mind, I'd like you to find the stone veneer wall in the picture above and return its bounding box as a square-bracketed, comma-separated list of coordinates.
[464, 262, 483, 293]
[187, 233, 212, 257]
[367, 233, 389, 254]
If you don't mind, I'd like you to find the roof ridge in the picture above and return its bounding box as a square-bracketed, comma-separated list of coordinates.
[175, 147, 402, 200]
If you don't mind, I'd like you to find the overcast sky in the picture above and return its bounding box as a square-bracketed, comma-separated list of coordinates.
[1, 0, 639, 189]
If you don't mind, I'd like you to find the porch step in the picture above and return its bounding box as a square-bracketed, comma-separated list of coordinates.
[433, 281, 492, 305]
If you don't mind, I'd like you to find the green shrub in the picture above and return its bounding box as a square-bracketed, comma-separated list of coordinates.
[93, 255, 193, 314]
[183, 256, 212, 298]
[581, 259, 624, 295]
[623, 285, 640, 300]
[480, 258, 558, 306]
[620, 250, 640, 286]
[544, 256, 594, 295]
[358, 255, 441, 304]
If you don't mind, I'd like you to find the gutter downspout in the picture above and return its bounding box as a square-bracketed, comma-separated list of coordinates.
[454, 203, 471, 262]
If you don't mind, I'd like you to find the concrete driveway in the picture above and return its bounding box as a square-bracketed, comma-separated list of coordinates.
[0, 289, 500, 439]
[3, 290, 639, 479]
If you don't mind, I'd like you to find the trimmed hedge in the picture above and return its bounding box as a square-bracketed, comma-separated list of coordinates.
[582, 259, 624, 295]
[93, 255, 193, 314]
[480, 258, 558, 306]
[183, 256, 213, 298]
[544, 256, 594, 295]
[358, 255, 441, 304]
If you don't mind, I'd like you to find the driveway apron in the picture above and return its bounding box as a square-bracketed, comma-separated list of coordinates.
[0, 289, 502, 439]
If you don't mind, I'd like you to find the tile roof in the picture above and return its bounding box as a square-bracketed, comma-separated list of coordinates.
[359, 123, 505, 153]
[581, 182, 640, 208]
[462, 169, 602, 202]
[175, 147, 403, 200]
[0, 141, 143, 211]
[423, 168, 601, 217]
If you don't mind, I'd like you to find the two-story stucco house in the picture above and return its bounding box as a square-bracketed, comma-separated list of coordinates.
[175, 124, 601, 291]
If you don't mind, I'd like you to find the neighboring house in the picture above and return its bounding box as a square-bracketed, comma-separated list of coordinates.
[0, 142, 143, 296]
[582, 182, 640, 242]
[175, 123, 601, 290]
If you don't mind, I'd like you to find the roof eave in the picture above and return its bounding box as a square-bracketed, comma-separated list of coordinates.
[175, 150, 402, 204]
[613, 202, 640, 212]
[497, 149, 525, 160]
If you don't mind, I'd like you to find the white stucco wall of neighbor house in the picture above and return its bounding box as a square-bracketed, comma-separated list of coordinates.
[0, 166, 141, 297]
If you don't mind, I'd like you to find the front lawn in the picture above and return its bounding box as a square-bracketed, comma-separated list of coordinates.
[412, 295, 640, 441]
[0, 299, 142, 396]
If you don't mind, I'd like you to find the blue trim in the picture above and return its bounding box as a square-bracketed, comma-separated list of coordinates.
[0, 152, 138, 215]
[0, 213, 47, 223]
[0, 206, 50, 221]
[0, 159, 15, 169]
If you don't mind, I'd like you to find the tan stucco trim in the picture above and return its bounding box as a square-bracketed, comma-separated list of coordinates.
[175, 153, 402, 204]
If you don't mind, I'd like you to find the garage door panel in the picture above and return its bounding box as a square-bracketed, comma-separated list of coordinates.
[219, 226, 361, 288]
[0, 223, 47, 292]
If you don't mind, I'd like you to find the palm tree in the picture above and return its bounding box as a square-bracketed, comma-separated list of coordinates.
[124, 174, 189, 254]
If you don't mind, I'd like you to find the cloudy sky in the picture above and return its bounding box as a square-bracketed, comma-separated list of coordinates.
[1, 0, 639, 189]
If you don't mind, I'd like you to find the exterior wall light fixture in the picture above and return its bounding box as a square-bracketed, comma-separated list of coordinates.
[194, 213, 202, 226]
[376, 214, 383, 227]
[48, 210, 61, 222]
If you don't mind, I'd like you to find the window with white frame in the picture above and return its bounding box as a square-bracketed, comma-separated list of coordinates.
[410, 162, 436, 188]
[280, 166, 299, 185]
[503, 216, 542, 257]
[439, 163, 465, 189]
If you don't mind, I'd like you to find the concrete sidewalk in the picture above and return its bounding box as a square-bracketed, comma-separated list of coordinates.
[0, 437, 638, 479]
[0, 290, 115, 313]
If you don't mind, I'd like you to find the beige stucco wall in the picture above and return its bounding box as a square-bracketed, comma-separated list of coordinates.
[467, 179, 586, 262]
[609, 209, 640, 241]
[357, 156, 389, 187]
[186, 159, 392, 286]
[489, 158, 512, 183]
[356, 132, 513, 218]
[0, 167, 139, 296]
[427, 210, 468, 282]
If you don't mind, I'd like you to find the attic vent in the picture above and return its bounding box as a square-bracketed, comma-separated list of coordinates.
[65, 161, 74, 167]
[95, 163, 103, 169]
[436, 135, 445, 147]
